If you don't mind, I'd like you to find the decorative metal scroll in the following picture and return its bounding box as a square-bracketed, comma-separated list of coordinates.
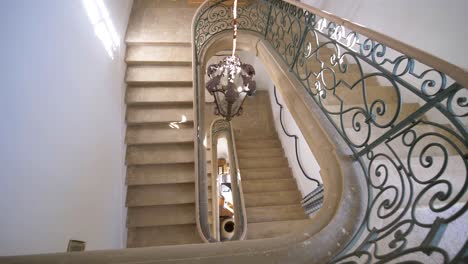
[194, 0, 467, 263]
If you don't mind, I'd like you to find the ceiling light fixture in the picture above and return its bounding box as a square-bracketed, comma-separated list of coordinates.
[205, 0, 256, 121]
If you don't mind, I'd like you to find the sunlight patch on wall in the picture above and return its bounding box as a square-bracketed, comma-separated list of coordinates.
[83, 0, 119, 59]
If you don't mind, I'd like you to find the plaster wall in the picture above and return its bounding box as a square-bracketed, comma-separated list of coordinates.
[0, 0, 133, 256]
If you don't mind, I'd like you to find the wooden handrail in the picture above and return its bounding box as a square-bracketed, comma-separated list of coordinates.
[284, 0, 468, 88]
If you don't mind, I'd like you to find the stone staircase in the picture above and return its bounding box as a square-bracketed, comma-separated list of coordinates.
[231, 92, 311, 239]
[123, 0, 465, 251]
[124, 1, 202, 248]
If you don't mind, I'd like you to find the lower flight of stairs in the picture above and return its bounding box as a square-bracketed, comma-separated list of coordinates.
[124, 42, 204, 247]
[231, 92, 312, 239]
[237, 135, 311, 239]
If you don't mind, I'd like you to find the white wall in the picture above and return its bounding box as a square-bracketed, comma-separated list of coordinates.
[0, 0, 133, 256]
[302, 0, 468, 70]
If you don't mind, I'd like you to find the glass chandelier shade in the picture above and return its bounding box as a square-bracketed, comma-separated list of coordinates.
[206, 56, 256, 121]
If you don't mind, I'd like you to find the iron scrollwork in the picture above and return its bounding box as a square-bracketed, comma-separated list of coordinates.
[194, 0, 468, 262]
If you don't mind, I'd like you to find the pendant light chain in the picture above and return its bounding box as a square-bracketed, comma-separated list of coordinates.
[231, 0, 238, 57]
[205, 0, 256, 121]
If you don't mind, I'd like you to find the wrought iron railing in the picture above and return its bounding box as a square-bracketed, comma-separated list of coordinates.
[194, 0, 467, 262]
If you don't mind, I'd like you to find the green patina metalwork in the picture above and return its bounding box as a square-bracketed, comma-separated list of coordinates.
[193, 0, 468, 263]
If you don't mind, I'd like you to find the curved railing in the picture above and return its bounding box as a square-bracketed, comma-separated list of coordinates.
[208, 118, 247, 241]
[194, 0, 467, 262]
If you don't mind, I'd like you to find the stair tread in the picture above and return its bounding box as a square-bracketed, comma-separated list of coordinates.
[242, 178, 297, 193]
[127, 204, 196, 227]
[241, 167, 292, 180]
[126, 7, 196, 44]
[247, 219, 312, 240]
[126, 86, 193, 105]
[243, 190, 302, 207]
[126, 65, 192, 84]
[126, 123, 193, 145]
[126, 143, 194, 165]
[246, 204, 307, 223]
[126, 44, 191, 65]
[239, 157, 289, 169]
[127, 224, 202, 247]
[127, 163, 195, 185]
[126, 104, 193, 124]
[237, 147, 284, 158]
[236, 139, 282, 149]
[126, 183, 195, 206]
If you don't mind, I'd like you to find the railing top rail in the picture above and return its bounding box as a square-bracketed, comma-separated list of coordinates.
[284, 0, 468, 88]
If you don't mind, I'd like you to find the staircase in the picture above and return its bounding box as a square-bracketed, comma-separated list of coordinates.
[233, 93, 311, 239]
[124, 1, 202, 247]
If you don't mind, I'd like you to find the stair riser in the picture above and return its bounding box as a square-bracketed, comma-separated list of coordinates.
[239, 158, 289, 169]
[126, 105, 194, 124]
[126, 125, 193, 145]
[126, 87, 193, 105]
[126, 144, 194, 165]
[246, 205, 307, 223]
[236, 140, 282, 149]
[241, 168, 292, 180]
[246, 219, 311, 240]
[244, 191, 302, 207]
[126, 66, 192, 85]
[127, 224, 202, 248]
[237, 148, 284, 158]
[127, 204, 196, 227]
[242, 179, 297, 193]
[126, 183, 195, 207]
[127, 163, 195, 186]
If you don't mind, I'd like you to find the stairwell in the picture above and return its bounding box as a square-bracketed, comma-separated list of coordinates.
[124, 1, 315, 247]
[124, 1, 202, 247]
[232, 92, 311, 239]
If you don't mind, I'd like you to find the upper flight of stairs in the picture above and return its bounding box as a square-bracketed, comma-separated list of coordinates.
[124, 1, 202, 248]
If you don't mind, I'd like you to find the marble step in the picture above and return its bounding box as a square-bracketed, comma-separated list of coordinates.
[126, 123, 193, 145]
[127, 163, 195, 186]
[126, 65, 192, 85]
[127, 224, 202, 248]
[242, 178, 297, 193]
[125, 5, 196, 44]
[239, 157, 289, 169]
[246, 204, 307, 223]
[243, 190, 302, 207]
[126, 104, 193, 124]
[126, 44, 191, 65]
[126, 183, 195, 207]
[237, 147, 284, 158]
[241, 167, 293, 180]
[126, 86, 193, 105]
[126, 143, 194, 165]
[127, 203, 196, 227]
[236, 139, 282, 149]
[247, 219, 311, 240]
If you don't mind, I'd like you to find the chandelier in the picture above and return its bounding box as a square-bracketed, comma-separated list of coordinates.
[205, 0, 256, 121]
